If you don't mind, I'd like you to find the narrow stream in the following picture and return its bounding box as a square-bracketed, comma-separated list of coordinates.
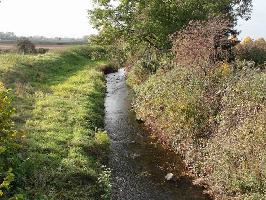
[104, 69, 211, 200]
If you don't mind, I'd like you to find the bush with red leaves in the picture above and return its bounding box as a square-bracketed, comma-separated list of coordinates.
[171, 17, 237, 74]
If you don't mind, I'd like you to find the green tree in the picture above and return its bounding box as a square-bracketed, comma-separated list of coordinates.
[89, 0, 252, 51]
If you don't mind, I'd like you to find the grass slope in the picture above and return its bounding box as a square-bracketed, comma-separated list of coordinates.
[0, 47, 110, 199]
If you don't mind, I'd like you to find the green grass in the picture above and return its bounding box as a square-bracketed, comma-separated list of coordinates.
[0, 47, 111, 199]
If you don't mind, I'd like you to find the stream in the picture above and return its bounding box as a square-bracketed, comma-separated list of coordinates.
[104, 69, 211, 200]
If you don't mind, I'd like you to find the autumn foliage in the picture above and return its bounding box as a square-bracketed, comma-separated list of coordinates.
[236, 37, 266, 68]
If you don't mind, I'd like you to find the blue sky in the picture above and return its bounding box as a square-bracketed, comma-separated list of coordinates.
[237, 0, 266, 39]
[0, 0, 265, 38]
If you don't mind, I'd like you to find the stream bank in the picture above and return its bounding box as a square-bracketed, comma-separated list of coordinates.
[104, 68, 211, 200]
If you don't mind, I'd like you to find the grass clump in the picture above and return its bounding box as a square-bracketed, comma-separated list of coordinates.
[0, 46, 110, 199]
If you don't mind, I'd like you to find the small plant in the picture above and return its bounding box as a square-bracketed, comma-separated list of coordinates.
[94, 131, 110, 147]
[36, 48, 49, 54]
[97, 165, 112, 200]
[99, 63, 118, 75]
[128, 14, 266, 199]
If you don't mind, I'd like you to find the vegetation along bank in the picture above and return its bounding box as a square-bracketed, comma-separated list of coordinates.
[89, 0, 265, 199]
[127, 25, 266, 200]
[127, 18, 266, 200]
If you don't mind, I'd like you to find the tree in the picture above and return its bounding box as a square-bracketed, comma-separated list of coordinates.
[89, 0, 252, 51]
[236, 37, 266, 67]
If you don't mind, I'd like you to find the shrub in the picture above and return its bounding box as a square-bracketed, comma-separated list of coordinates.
[105, 43, 127, 68]
[171, 16, 237, 75]
[90, 46, 108, 60]
[0, 49, 16, 54]
[99, 63, 118, 75]
[36, 48, 49, 54]
[126, 63, 152, 90]
[16, 38, 36, 54]
[0, 83, 22, 199]
[125, 45, 174, 89]
[236, 37, 266, 68]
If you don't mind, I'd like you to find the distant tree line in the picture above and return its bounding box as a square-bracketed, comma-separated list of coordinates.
[0, 32, 17, 40]
[0, 32, 87, 44]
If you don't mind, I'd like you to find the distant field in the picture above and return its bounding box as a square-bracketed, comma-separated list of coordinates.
[0, 42, 83, 50]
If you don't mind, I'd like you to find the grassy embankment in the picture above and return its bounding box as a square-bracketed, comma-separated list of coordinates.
[0, 47, 111, 199]
[127, 41, 266, 199]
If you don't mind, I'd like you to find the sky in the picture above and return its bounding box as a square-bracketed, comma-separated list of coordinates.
[0, 0, 97, 38]
[0, 0, 265, 39]
[237, 0, 266, 39]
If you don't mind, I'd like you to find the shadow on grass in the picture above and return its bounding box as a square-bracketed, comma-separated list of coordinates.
[0, 50, 108, 199]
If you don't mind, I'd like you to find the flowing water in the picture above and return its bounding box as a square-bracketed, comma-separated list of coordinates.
[104, 69, 211, 200]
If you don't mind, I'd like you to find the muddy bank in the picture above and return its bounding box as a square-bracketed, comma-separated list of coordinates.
[104, 68, 211, 200]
